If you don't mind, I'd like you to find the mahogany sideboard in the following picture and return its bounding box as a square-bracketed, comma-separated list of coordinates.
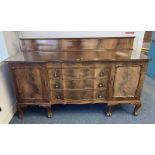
[5, 37, 149, 118]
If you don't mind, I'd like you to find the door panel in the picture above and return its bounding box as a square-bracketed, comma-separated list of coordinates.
[10, 64, 49, 103]
[109, 62, 147, 100]
[113, 66, 140, 97]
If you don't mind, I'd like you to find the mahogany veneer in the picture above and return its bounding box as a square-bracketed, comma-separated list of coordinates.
[5, 37, 149, 118]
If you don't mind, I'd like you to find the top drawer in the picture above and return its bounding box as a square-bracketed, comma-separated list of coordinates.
[62, 62, 94, 68]
[46, 63, 61, 68]
[47, 62, 110, 79]
[62, 62, 94, 79]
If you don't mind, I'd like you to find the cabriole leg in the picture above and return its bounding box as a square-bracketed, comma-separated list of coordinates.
[47, 106, 52, 118]
[105, 105, 113, 117]
[133, 102, 141, 116]
[17, 107, 24, 119]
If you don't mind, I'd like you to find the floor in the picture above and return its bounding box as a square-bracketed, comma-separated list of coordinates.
[10, 76, 155, 124]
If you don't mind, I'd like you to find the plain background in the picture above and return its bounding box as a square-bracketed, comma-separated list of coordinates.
[0, 0, 155, 155]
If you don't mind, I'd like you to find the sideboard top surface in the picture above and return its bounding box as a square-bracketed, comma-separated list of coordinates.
[5, 37, 149, 63]
[5, 50, 148, 63]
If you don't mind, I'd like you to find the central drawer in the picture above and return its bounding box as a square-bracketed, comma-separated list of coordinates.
[47, 63, 109, 79]
[50, 90, 94, 103]
[63, 79, 93, 89]
[48, 62, 109, 104]
[62, 68, 94, 79]
[50, 89, 107, 103]
[62, 62, 94, 79]
[65, 90, 94, 100]
[62, 63, 109, 79]
[49, 78, 108, 90]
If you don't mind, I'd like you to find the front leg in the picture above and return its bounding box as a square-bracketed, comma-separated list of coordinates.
[47, 106, 52, 118]
[133, 102, 141, 116]
[105, 105, 113, 117]
[17, 107, 24, 119]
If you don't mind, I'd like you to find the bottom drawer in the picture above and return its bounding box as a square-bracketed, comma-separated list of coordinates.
[94, 89, 106, 102]
[50, 89, 107, 103]
[65, 90, 94, 100]
[50, 90, 64, 103]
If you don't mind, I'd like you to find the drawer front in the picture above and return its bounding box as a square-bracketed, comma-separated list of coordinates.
[50, 89, 107, 103]
[94, 89, 107, 101]
[62, 62, 94, 68]
[50, 90, 64, 103]
[95, 67, 109, 78]
[64, 90, 94, 100]
[46, 63, 61, 68]
[94, 79, 108, 89]
[63, 79, 94, 89]
[49, 79, 63, 90]
[47, 69, 62, 79]
[62, 68, 94, 79]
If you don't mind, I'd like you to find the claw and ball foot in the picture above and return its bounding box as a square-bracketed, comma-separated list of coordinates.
[18, 107, 24, 119]
[105, 105, 112, 117]
[133, 103, 141, 116]
[47, 106, 52, 118]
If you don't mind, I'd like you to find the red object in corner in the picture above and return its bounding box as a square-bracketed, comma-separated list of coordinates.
[125, 32, 135, 34]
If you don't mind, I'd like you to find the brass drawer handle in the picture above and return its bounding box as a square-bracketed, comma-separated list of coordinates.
[55, 84, 59, 88]
[98, 83, 104, 87]
[54, 71, 59, 77]
[76, 58, 83, 61]
[98, 95, 103, 98]
[56, 95, 61, 99]
[55, 82, 60, 88]
[99, 72, 104, 77]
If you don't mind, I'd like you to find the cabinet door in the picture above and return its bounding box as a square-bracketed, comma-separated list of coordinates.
[108, 62, 147, 100]
[10, 64, 49, 103]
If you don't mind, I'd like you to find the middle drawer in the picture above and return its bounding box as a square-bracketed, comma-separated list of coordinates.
[49, 79, 108, 90]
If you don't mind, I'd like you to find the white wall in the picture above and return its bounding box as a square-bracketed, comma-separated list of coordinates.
[4, 31, 20, 56]
[18, 31, 140, 38]
[0, 31, 20, 124]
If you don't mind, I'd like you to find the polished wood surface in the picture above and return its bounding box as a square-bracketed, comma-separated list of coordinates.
[6, 37, 149, 118]
[5, 50, 148, 62]
[9, 63, 49, 103]
[108, 62, 147, 101]
[20, 37, 134, 52]
[113, 66, 140, 97]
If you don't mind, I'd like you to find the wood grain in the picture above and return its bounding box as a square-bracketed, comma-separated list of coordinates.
[113, 66, 141, 97]
[6, 37, 149, 118]
[9, 63, 49, 103]
[21, 37, 134, 51]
